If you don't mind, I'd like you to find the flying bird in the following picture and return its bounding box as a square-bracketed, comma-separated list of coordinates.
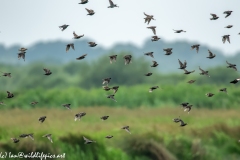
[19, 47, 27, 52]
[106, 135, 113, 139]
[144, 52, 154, 58]
[222, 35, 230, 44]
[187, 80, 196, 84]
[143, 12, 155, 24]
[178, 59, 187, 69]
[151, 61, 158, 67]
[66, 43, 75, 52]
[226, 61, 237, 71]
[42, 134, 53, 143]
[230, 78, 240, 84]
[122, 126, 131, 134]
[79, 0, 88, 4]
[103, 86, 111, 91]
[147, 26, 156, 35]
[62, 104, 71, 110]
[73, 32, 84, 39]
[191, 44, 200, 53]
[43, 68, 52, 76]
[183, 69, 195, 75]
[151, 36, 160, 42]
[149, 86, 159, 92]
[85, 8, 95, 15]
[123, 55, 132, 65]
[225, 25, 233, 28]
[83, 136, 96, 144]
[75, 112, 86, 121]
[76, 54, 87, 60]
[19, 133, 34, 140]
[101, 116, 109, 121]
[219, 88, 227, 94]
[111, 86, 119, 94]
[179, 119, 187, 127]
[223, 11, 233, 18]
[18, 52, 26, 61]
[206, 50, 216, 59]
[88, 42, 97, 47]
[210, 14, 219, 20]
[108, 0, 119, 8]
[6, 91, 14, 98]
[102, 78, 111, 85]
[59, 24, 69, 31]
[206, 93, 214, 97]
[107, 94, 117, 102]
[11, 138, 20, 143]
[173, 29, 186, 33]
[109, 55, 117, 64]
[163, 48, 173, 55]
[0, 72, 11, 78]
[173, 117, 181, 123]
[184, 105, 192, 114]
[30, 101, 38, 105]
[199, 66, 210, 77]
[180, 102, 189, 107]
[145, 72, 153, 76]
[39, 116, 46, 123]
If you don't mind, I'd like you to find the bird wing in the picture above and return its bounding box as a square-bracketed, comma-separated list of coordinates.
[43, 68, 49, 73]
[66, 45, 70, 52]
[47, 136, 53, 143]
[152, 28, 156, 35]
[226, 61, 233, 66]
[144, 12, 149, 17]
[28, 134, 34, 140]
[227, 36, 230, 43]
[208, 50, 213, 56]
[211, 13, 217, 18]
[152, 61, 157, 65]
[199, 66, 204, 72]
[85, 8, 90, 13]
[178, 59, 183, 66]
[196, 46, 199, 53]
[232, 66, 237, 71]
[222, 36, 226, 44]
[73, 31, 78, 37]
[109, 0, 114, 6]
[179, 119, 185, 126]
[70, 44, 75, 50]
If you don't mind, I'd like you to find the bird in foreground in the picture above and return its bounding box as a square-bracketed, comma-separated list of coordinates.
[88, 42, 97, 47]
[59, 24, 69, 31]
[19, 133, 34, 140]
[1, 72, 11, 78]
[83, 136, 96, 144]
[143, 12, 155, 25]
[173, 29, 186, 33]
[230, 78, 240, 84]
[11, 138, 19, 143]
[206, 93, 214, 97]
[79, 0, 88, 4]
[76, 54, 87, 60]
[123, 55, 132, 65]
[42, 134, 53, 143]
[149, 86, 159, 92]
[222, 35, 230, 44]
[144, 52, 154, 58]
[18, 51, 26, 61]
[206, 50, 216, 59]
[122, 126, 131, 134]
[62, 104, 71, 110]
[191, 44, 200, 53]
[210, 14, 219, 20]
[199, 66, 210, 77]
[187, 80, 196, 84]
[147, 26, 156, 35]
[39, 116, 46, 123]
[30, 101, 38, 105]
[178, 59, 187, 69]
[184, 105, 192, 114]
[179, 119, 187, 127]
[151, 36, 160, 42]
[111, 86, 119, 94]
[66, 43, 75, 52]
[163, 48, 173, 55]
[106, 135, 113, 139]
[75, 112, 86, 121]
[6, 91, 14, 98]
[219, 88, 227, 94]
[108, 0, 119, 8]
[109, 55, 117, 64]
[73, 32, 84, 39]
[173, 117, 181, 123]
[107, 94, 117, 102]
[226, 61, 237, 71]
[151, 61, 158, 67]
[145, 72, 153, 76]
[223, 11, 233, 18]
[43, 68, 52, 76]
[183, 69, 195, 75]
[102, 78, 111, 85]
[85, 8, 95, 15]
[103, 86, 111, 91]
[101, 116, 109, 121]
[225, 25, 233, 29]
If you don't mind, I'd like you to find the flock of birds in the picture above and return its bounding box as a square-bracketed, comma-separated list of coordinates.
[1, 0, 239, 145]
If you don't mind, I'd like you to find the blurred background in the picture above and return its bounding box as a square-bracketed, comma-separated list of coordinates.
[0, 0, 240, 160]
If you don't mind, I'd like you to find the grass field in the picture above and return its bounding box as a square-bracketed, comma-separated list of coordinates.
[0, 107, 240, 160]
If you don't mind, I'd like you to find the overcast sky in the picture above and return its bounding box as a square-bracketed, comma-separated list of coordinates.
[0, 0, 239, 55]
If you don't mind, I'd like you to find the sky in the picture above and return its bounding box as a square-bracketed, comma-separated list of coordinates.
[0, 0, 239, 55]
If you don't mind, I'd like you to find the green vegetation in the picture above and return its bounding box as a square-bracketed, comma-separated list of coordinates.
[0, 107, 240, 160]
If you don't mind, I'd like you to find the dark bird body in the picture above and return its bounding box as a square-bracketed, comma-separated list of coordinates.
[187, 80, 196, 84]
[199, 66, 210, 77]
[111, 86, 119, 94]
[43, 68, 52, 75]
[59, 24, 69, 31]
[151, 61, 158, 67]
[108, 0, 119, 8]
[102, 78, 111, 85]
[207, 50, 216, 59]
[88, 42, 97, 47]
[206, 93, 214, 97]
[66, 43, 75, 52]
[149, 86, 159, 92]
[86, 8, 95, 15]
[79, 0, 88, 4]
[1, 72, 11, 78]
[106, 135, 113, 139]
[223, 11, 233, 18]
[62, 104, 71, 110]
[144, 12, 155, 25]
[210, 14, 219, 20]
[73, 32, 84, 39]
[39, 116, 46, 123]
[230, 78, 240, 84]
[6, 91, 14, 98]
[144, 52, 154, 58]
[191, 44, 200, 53]
[123, 55, 132, 65]
[183, 69, 195, 75]
[173, 29, 186, 33]
[109, 55, 117, 64]
[219, 88, 227, 94]
[225, 25, 233, 28]
[101, 116, 109, 121]
[226, 61, 237, 71]
[178, 59, 187, 69]
[75, 112, 86, 121]
[11, 138, 19, 143]
[18, 52, 26, 61]
[145, 72, 153, 76]
[151, 36, 160, 41]
[122, 126, 131, 134]
[76, 54, 87, 60]
[222, 35, 230, 44]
